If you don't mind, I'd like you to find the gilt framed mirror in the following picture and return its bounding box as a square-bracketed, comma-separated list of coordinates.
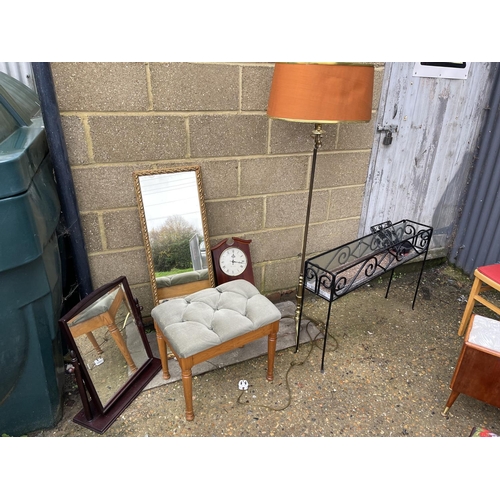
[134, 165, 215, 305]
[59, 276, 161, 434]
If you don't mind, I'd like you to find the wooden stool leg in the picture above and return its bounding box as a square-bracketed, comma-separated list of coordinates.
[179, 361, 195, 421]
[108, 322, 138, 372]
[86, 332, 103, 354]
[457, 277, 482, 336]
[154, 322, 170, 380]
[266, 328, 277, 382]
[442, 390, 460, 416]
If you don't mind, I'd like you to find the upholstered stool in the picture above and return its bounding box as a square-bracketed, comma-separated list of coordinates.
[457, 263, 500, 337]
[443, 314, 500, 416]
[151, 279, 282, 421]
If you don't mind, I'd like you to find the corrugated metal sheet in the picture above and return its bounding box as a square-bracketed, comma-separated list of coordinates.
[0, 62, 36, 91]
[359, 63, 495, 259]
[449, 63, 500, 274]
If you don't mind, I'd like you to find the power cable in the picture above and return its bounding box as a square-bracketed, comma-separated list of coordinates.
[236, 312, 339, 413]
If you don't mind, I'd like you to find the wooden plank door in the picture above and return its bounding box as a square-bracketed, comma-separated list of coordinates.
[359, 62, 495, 258]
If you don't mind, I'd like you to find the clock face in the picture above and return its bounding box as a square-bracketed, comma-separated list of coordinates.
[219, 247, 248, 276]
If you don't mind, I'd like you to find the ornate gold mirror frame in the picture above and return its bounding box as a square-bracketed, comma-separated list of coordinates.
[134, 165, 215, 306]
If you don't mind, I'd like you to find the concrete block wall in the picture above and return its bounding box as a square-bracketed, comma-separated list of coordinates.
[51, 62, 385, 316]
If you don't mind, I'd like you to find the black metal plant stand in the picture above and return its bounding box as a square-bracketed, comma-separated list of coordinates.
[296, 219, 433, 371]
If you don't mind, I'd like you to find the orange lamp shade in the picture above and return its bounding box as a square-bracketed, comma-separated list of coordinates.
[267, 63, 374, 123]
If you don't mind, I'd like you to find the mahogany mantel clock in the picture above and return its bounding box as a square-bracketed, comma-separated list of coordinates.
[211, 237, 255, 285]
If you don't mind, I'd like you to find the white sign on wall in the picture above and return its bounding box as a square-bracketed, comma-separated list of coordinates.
[413, 62, 470, 79]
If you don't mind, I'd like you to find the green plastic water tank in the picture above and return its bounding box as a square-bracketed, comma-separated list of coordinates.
[0, 71, 64, 435]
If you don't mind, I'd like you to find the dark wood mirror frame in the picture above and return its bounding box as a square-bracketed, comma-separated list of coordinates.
[59, 276, 161, 434]
[134, 165, 215, 306]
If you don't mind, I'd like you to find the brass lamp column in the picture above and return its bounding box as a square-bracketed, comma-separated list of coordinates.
[267, 62, 374, 351]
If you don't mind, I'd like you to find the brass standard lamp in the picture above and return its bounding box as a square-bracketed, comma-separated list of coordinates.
[267, 62, 374, 351]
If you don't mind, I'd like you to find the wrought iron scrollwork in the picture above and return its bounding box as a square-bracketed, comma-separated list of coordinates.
[304, 219, 433, 304]
[299, 219, 433, 373]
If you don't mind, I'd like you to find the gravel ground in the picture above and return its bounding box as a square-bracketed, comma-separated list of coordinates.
[29, 261, 500, 438]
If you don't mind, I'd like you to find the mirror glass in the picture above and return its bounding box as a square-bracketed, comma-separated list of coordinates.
[59, 276, 161, 433]
[66, 282, 147, 407]
[134, 165, 214, 305]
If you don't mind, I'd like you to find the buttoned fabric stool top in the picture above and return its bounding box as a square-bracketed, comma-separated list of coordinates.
[151, 279, 282, 420]
[152, 280, 281, 357]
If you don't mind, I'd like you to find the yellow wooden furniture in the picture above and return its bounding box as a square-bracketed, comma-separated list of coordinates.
[457, 263, 500, 337]
[151, 279, 281, 421]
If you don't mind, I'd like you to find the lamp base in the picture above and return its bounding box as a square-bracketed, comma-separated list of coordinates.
[294, 273, 305, 351]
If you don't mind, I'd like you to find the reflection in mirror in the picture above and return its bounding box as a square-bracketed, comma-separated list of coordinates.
[134, 166, 214, 305]
[67, 283, 144, 406]
[59, 276, 161, 434]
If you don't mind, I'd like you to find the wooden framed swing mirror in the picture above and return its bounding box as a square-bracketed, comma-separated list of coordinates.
[59, 276, 162, 434]
[133, 165, 215, 305]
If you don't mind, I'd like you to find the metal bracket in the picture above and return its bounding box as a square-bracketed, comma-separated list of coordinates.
[377, 125, 398, 145]
[377, 124, 398, 132]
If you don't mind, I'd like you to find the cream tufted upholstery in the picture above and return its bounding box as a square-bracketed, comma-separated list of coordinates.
[152, 280, 281, 358]
[151, 279, 281, 420]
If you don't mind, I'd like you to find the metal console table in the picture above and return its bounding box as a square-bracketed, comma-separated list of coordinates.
[297, 219, 433, 371]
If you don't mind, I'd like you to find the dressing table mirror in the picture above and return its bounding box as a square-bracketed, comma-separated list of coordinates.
[59, 276, 161, 433]
[134, 165, 215, 305]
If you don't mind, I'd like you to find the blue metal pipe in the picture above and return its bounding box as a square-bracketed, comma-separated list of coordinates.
[31, 62, 93, 298]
